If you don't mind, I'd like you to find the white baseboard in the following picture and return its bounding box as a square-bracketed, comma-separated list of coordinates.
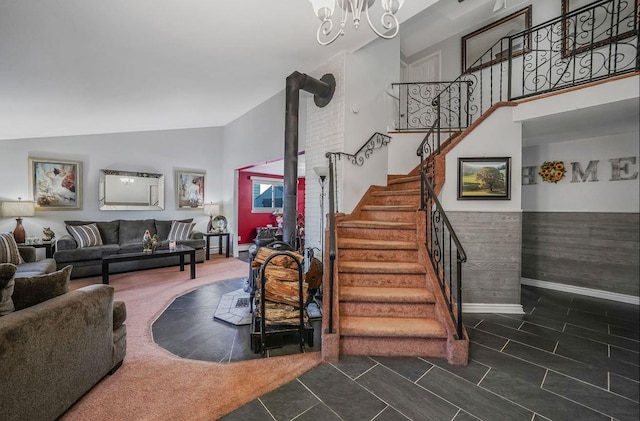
[462, 303, 524, 314]
[237, 244, 251, 252]
[521, 278, 640, 305]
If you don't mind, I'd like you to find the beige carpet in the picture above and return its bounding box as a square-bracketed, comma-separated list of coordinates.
[62, 257, 322, 421]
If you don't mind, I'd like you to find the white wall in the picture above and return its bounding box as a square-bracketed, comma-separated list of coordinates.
[441, 106, 522, 210]
[522, 132, 640, 212]
[0, 127, 224, 239]
[388, 132, 425, 175]
[342, 36, 401, 212]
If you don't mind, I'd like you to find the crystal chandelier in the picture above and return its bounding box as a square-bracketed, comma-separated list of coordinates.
[308, 0, 405, 46]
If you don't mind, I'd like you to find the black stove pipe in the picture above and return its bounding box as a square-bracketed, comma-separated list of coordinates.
[283, 71, 335, 247]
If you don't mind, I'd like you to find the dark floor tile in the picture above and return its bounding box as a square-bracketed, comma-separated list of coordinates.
[543, 371, 639, 421]
[293, 402, 342, 421]
[372, 406, 411, 421]
[298, 363, 386, 420]
[564, 323, 640, 352]
[606, 302, 640, 320]
[481, 369, 609, 421]
[416, 366, 532, 421]
[451, 411, 481, 421]
[473, 313, 524, 329]
[501, 312, 566, 331]
[610, 346, 640, 366]
[475, 320, 557, 352]
[520, 322, 607, 357]
[556, 343, 640, 381]
[503, 341, 607, 388]
[462, 314, 483, 328]
[610, 324, 640, 341]
[371, 356, 433, 382]
[610, 372, 640, 402]
[466, 327, 508, 350]
[229, 329, 263, 363]
[332, 355, 377, 379]
[220, 399, 274, 421]
[358, 365, 459, 421]
[469, 343, 546, 385]
[259, 379, 319, 421]
[422, 358, 490, 384]
[532, 306, 610, 333]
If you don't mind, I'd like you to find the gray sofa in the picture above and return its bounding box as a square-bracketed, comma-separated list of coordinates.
[54, 219, 206, 278]
[15, 246, 57, 278]
[0, 263, 127, 421]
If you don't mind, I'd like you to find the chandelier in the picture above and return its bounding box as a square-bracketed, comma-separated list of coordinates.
[308, 0, 405, 46]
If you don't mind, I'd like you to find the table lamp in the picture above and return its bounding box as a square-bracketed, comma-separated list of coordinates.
[203, 203, 220, 233]
[1, 197, 36, 244]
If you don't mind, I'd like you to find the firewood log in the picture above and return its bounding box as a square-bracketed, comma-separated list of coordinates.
[264, 266, 300, 282]
[253, 248, 303, 268]
[264, 280, 308, 307]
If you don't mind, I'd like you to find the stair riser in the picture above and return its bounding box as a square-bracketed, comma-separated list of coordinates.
[340, 336, 447, 358]
[368, 195, 421, 206]
[339, 273, 426, 288]
[360, 210, 416, 222]
[338, 248, 418, 263]
[338, 227, 416, 241]
[339, 302, 436, 318]
[388, 180, 421, 190]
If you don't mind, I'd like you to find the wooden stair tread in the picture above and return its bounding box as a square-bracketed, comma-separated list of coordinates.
[340, 316, 447, 338]
[371, 189, 420, 196]
[338, 238, 417, 250]
[339, 261, 425, 274]
[340, 286, 435, 303]
[338, 220, 415, 229]
[361, 205, 417, 212]
[388, 175, 420, 185]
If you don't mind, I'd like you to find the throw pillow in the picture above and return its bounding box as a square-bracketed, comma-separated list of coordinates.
[0, 263, 17, 316]
[0, 232, 24, 265]
[167, 221, 195, 241]
[67, 223, 103, 248]
[11, 265, 72, 311]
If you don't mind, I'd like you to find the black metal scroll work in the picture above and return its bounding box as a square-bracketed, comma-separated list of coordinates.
[392, 81, 473, 131]
[416, 118, 441, 195]
[421, 175, 467, 340]
[326, 132, 391, 167]
[392, 0, 638, 131]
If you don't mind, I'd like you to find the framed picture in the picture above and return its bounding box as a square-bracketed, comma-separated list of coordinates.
[29, 157, 82, 210]
[458, 157, 511, 200]
[461, 6, 532, 73]
[176, 170, 205, 209]
[561, 0, 637, 57]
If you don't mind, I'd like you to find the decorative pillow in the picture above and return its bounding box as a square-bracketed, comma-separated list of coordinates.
[66, 224, 103, 248]
[0, 263, 17, 316]
[156, 218, 193, 241]
[167, 221, 195, 241]
[11, 265, 72, 311]
[0, 232, 24, 265]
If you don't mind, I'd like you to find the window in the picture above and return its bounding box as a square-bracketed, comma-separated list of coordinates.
[252, 177, 283, 212]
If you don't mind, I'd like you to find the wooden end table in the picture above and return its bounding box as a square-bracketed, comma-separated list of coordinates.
[204, 232, 230, 259]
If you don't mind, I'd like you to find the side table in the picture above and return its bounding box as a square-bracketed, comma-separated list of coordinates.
[204, 232, 230, 259]
[20, 241, 56, 258]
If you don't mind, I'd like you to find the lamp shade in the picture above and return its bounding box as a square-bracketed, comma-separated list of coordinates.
[203, 203, 220, 216]
[1, 200, 35, 217]
[313, 166, 330, 178]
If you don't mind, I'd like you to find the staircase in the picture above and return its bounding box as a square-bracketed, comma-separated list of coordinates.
[330, 174, 468, 365]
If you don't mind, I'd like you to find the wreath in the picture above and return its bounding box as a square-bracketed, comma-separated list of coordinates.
[538, 161, 566, 183]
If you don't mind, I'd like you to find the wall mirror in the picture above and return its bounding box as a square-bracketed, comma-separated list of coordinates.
[461, 6, 532, 73]
[99, 169, 165, 210]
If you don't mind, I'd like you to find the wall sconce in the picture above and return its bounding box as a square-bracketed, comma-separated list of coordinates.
[1, 197, 36, 244]
[203, 203, 220, 233]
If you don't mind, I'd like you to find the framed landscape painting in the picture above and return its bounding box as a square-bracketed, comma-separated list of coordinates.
[176, 170, 205, 209]
[29, 157, 82, 210]
[458, 157, 511, 200]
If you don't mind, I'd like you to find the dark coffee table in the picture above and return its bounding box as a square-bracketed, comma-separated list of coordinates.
[101, 245, 196, 284]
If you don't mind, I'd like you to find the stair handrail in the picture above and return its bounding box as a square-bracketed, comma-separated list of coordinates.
[420, 174, 467, 339]
[394, 0, 638, 132]
[323, 131, 392, 334]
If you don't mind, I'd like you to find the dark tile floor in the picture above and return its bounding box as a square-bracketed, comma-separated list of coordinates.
[152, 277, 322, 363]
[221, 286, 640, 421]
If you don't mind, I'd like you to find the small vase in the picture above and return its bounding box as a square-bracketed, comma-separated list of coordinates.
[143, 248, 153, 254]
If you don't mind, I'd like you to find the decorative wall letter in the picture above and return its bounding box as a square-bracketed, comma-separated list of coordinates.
[571, 160, 599, 182]
[609, 157, 639, 181]
[522, 166, 538, 185]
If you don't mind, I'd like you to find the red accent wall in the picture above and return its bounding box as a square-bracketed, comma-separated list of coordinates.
[237, 171, 305, 245]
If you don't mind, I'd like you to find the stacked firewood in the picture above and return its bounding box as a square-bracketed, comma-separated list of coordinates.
[252, 248, 308, 325]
